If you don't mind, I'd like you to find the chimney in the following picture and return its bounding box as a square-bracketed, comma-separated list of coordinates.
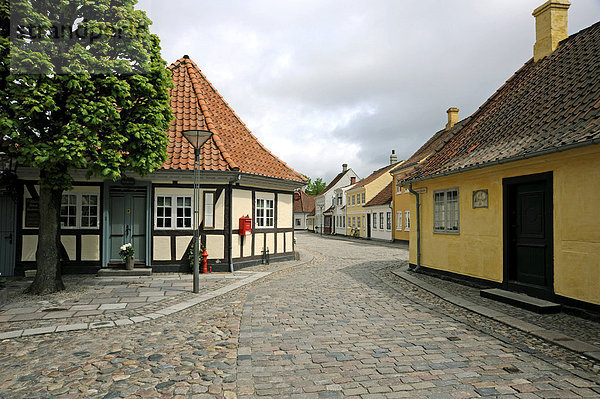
[390, 150, 398, 165]
[350, 176, 356, 185]
[342, 163, 348, 172]
[533, 0, 570, 62]
[446, 107, 459, 130]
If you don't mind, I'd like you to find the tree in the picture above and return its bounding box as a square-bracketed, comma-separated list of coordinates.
[304, 176, 327, 195]
[1, 0, 173, 294]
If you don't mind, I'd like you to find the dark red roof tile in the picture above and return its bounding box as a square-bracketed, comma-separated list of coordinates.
[163, 57, 305, 182]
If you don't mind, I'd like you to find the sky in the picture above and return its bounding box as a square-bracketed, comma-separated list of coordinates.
[138, 0, 600, 184]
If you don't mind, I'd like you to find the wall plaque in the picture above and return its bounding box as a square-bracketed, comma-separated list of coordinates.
[473, 189, 489, 209]
[25, 198, 40, 227]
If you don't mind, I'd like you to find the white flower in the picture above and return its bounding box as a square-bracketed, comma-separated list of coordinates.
[120, 243, 132, 251]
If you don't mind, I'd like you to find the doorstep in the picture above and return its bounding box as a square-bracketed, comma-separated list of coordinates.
[480, 288, 561, 314]
[97, 268, 153, 277]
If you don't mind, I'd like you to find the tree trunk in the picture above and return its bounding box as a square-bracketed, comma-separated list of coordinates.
[27, 181, 65, 295]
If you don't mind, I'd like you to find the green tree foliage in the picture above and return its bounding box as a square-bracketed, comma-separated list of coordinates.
[1, 0, 173, 294]
[304, 176, 327, 195]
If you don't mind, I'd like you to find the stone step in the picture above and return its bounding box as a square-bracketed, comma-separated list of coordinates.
[97, 268, 153, 277]
[480, 288, 561, 314]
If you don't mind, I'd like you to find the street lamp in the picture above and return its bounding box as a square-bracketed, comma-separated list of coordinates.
[182, 129, 213, 294]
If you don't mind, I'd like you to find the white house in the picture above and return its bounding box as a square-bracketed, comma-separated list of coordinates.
[314, 164, 358, 234]
[364, 182, 393, 241]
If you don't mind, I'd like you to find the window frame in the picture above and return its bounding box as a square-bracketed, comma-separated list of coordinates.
[372, 213, 377, 230]
[386, 212, 391, 230]
[155, 194, 194, 230]
[405, 210, 411, 232]
[203, 191, 216, 229]
[379, 212, 384, 229]
[396, 211, 402, 231]
[255, 196, 275, 229]
[60, 192, 100, 230]
[361, 192, 365, 204]
[433, 188, 459, 234]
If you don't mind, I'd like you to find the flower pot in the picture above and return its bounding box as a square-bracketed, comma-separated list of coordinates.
[126, 256, 135, 270]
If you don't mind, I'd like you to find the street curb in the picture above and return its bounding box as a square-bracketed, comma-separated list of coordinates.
[0, 250, 314, 341]
[391, 266, 600, 363]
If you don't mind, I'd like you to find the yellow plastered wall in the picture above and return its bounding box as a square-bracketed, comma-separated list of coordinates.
[392, 172, 411, 241]
[277, 194, 293, 228]
[409, 144, 600, 305]
[232, 189, 252, 219]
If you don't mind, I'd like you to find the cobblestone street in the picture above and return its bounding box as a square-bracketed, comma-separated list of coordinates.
[1, 232, 599, 398]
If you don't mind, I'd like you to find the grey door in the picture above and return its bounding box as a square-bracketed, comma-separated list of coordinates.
[109, 191, 146, 264]
[0, 195, 16, 276]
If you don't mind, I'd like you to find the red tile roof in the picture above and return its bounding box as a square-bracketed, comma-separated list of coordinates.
[364, 182, 393, 207]
[293, 191, 315, 213]
[163, 56, 305, 183]
[352, 162, 402, 189]
[321, 169, 353, 194]
[406, 22, 600, 182]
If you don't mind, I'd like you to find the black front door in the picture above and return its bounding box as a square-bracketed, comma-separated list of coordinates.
[504, 172, 553, 298]
[366, 214, 371, 238]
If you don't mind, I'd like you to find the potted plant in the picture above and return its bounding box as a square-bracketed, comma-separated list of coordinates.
[119, 243, 135, 270]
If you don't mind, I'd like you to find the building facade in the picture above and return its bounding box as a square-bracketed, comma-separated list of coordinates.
[0, 56, 305, 275]
[314, 164, 358, 235]
[405, 3, 600, 309]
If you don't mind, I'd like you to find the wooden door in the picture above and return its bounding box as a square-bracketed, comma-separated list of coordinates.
[504, 173, 553, 298]
[0, 195, 16, 276]
[109, 190, 146, 264]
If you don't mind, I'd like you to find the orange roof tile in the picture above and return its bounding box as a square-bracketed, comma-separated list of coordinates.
[163, 56, 305, 182]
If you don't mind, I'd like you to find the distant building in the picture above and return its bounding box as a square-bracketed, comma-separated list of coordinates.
[293, 191, 315, 230]
[314, 164, 359, 235]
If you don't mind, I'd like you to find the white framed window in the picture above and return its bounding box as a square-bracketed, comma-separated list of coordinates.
[361, 193, 365, 204]
[60, 194, 78, 228]
[155, 195, 194, 230]
[396, 211, 402, 230]
[357, 216, 361, 228]
[347, 195, 350, 205]
[386, 212, 391, 230]
[256, 197, 274, 228]
[372, 213, 377, 230]
[405, 211, 411, 231]
[156, 196, 173, 228]
[352, 195, 355, 206]
[203, 192, 215, 229]
[379, 213, 383, 229]
[176, 196, 193, 229]
[61, 193, 100, 229]
[434, 188, 459, 233]
[296, 219, 301, 226]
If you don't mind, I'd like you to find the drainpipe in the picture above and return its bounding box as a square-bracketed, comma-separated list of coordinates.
[408, 183, 421, 271]
[228, 173, 242, 273]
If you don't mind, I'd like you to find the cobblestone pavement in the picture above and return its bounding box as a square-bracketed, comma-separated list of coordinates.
[0, 273, 259, 335]
[1, 232, 599, 398]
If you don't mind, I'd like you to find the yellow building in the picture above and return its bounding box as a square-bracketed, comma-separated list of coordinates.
[404, 1, 600, 308]
[346, 155, 402, 238]
[391, 109, 468, 242]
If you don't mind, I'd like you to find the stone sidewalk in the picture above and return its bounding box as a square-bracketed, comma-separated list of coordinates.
[390, 264, 600, 363]
[0, 253, 313, 341]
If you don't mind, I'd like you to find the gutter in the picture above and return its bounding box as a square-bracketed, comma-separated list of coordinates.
[404, 139, 600, 184]
[408, 183, 421, 271]
[228, 172, 242, 273]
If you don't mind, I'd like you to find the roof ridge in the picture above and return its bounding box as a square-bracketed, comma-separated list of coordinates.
[184, 58, 240, 171]
[183, 58, 304, 181]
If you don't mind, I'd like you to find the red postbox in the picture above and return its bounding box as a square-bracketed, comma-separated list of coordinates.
[239, 216, 252, 236]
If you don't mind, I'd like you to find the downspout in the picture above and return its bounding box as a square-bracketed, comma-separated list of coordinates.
[408, 183, 421, 271]
[228, 172, 242, 273]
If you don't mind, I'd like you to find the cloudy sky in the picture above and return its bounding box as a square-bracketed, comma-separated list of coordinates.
[138, 0, 600, 183]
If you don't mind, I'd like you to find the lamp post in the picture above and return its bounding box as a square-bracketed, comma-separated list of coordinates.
[182, 129, 213, 294]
